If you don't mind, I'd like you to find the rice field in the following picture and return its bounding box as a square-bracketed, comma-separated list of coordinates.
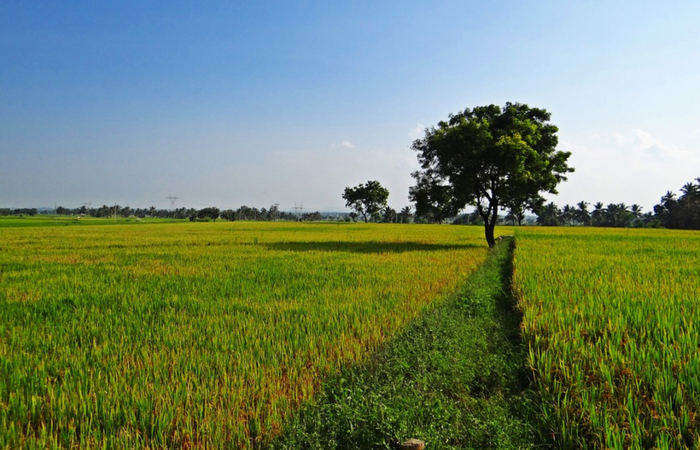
[514, 227, 700, 449]
[0, 221, 489, 449]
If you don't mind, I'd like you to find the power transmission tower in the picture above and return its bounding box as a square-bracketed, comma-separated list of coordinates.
[293, 202, 303, 221]
[167, 194, 179, 210]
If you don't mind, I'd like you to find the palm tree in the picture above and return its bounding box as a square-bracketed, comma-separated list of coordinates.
[628, 204, 643, 227]
[681, 182, 699, 199]
[561, 205, 575, 226]
[398, 206, 413, 223]
[536, 202, 561, 226]
[605, 203, 632, 227]
[630, 204, 643, 218]
[576, 201, 591, 226]
[591, 202, 605, 227]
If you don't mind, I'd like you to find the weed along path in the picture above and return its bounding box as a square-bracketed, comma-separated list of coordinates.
[270, 238, 539, 450]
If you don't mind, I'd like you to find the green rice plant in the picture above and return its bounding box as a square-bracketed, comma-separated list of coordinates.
[0, 221, 489, 449]
[514, 227, 700, 449]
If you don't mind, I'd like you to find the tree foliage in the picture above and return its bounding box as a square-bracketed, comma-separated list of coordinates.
[411, 102, 573, 246]
[342, 181, 390, 223]
[535, 201, 658, 228]
[196, 207, 220, 221]
[408, 170, 461, 224]
[654, 178, 700, 229]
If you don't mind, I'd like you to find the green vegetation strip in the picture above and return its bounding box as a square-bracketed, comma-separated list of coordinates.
[270, 238, 538, 450]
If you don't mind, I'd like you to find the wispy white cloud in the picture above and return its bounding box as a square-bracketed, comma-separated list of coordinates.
[613, 133, 627, 146]
[554, 130, 700, 209]
[330, 140, 355, 149]
[629, 129, 697, 163]
[409, 124, 425, 140]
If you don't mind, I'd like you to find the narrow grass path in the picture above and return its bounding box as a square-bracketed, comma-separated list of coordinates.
[268, 238, 540, 450]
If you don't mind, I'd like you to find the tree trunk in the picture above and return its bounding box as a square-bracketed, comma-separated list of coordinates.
[478, 198, 499, 247]
[484, 199, 499, 248]
[484, 222, 496, 247]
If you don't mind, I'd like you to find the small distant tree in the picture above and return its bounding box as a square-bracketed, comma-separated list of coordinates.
[269, 204, 280, 221]
[504, 194, 544, 226]
[342, 180, 389, 223]
[301, 211, 322, 221]
[382, 206, 397, 223]
[561, 204, 575, 226]
[591, 202, 605, 226]
[197, 207, 220, 221]
[220, 209, 236, 221]
[602, 203, 633, 227]
[575, 201, 591, 226]
[398, 206, 413, 223]
[536, 202, 561, 226]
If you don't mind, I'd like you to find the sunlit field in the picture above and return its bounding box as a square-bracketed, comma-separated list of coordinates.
[514, 227, 700, 449]
[0, 221, 488, 449]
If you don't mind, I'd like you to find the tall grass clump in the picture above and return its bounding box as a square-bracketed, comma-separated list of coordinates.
[514, 227, 700, 449]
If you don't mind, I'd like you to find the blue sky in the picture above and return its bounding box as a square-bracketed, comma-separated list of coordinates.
[1, 1, 699, 212]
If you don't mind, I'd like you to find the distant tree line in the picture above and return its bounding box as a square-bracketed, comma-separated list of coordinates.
[653, 178, 700, 229]
[407, 177, 700, 230]
[15, 204, 351, 223]
[2, 201, 416, 224]
[532, 201, 657, 228]
[523, 177, 700, 229]
[0, 208, 38, 216]
[6, 178, 698, 229]
[345, 205, 414, 224]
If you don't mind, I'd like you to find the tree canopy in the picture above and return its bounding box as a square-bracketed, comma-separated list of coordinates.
[342, 180, 389, 223]
[411, 102, 573, 246]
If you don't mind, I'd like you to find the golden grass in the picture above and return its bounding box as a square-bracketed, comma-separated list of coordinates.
[0, 221, 488, 449]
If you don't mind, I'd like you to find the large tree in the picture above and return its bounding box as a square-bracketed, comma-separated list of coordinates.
[411, 102, 573, 246]
[342, 180, 390, 223]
